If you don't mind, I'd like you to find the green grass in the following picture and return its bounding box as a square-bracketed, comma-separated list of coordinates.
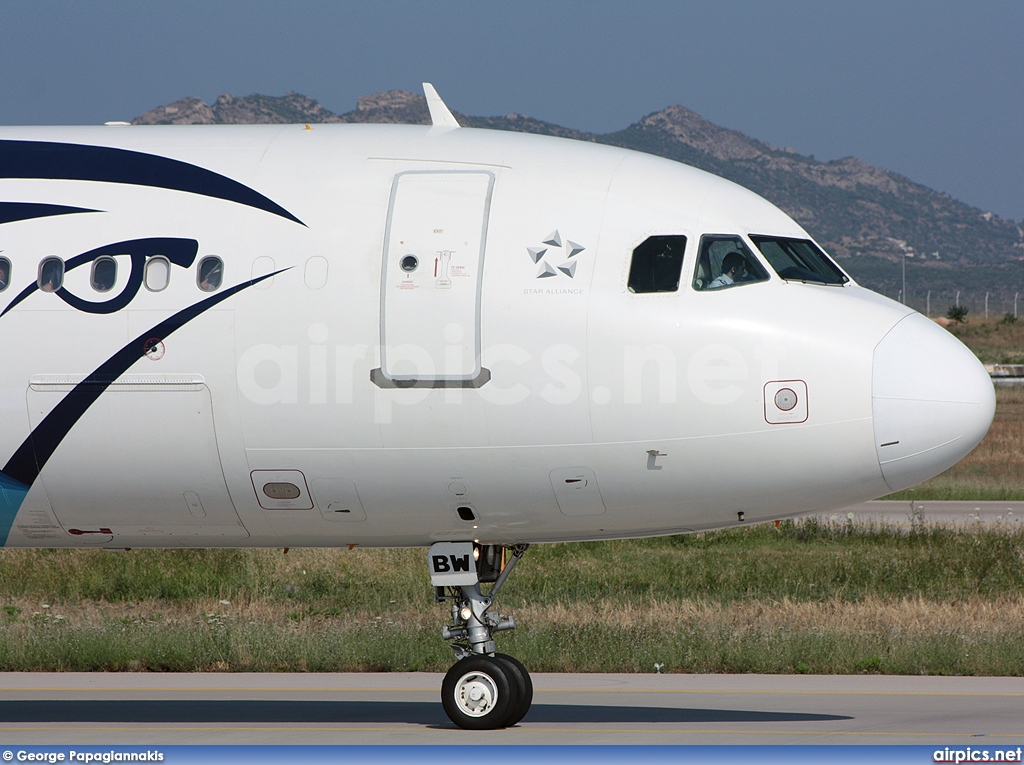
[4, 611, 1022, 676]
[502, 618, 1024, 676]
[513, 523, 1024, 603]
[4, 522, 1024, 607]
[4, 523, 1024, 675]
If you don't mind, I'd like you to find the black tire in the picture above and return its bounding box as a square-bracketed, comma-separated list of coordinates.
[441, 655, 517, 729]
[494, 653, 532, 726]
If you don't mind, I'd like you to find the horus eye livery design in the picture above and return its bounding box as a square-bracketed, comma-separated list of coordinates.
[0, 139, 304, 225]
[0, 201, 100, 226]
[0, 138, 303, 545]
[1, 238, 199, 317]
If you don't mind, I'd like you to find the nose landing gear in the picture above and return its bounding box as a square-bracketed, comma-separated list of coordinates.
[430, 543, 532, 729]
[441, 653, 532, 729]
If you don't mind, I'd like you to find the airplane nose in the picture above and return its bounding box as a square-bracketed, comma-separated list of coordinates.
[872, 313, 996, 492]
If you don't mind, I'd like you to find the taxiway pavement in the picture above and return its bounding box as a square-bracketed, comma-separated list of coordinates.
[821, 500, 1024, 527]
[1, 672, 1022, 745]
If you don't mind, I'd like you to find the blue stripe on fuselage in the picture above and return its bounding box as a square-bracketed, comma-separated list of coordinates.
[0, 140, 305, 226]
[0, 202, 100, 225]
[0, 472, 30, 546]
[0, 269, 287, 545]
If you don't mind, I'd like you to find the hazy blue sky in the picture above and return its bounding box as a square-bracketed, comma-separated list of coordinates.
[2, 1, 1021, 222]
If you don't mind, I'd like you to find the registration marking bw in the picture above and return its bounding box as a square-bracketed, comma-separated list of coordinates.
[428, 542, 478, 586]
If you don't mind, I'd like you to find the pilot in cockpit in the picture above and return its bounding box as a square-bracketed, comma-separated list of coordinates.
[0, 260, 8, 291]
[707, 252, 747, 289]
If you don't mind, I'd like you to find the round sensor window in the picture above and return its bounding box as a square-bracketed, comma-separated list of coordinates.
[774, 388, 798, 411]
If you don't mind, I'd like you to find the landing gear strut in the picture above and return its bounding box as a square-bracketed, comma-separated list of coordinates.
[429, 542, 532, 729]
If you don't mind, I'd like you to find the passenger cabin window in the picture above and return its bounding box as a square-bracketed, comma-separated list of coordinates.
[38, 257, 65, 293]
[198, 256, 223, 292]
[750, 236, 848, 285]
[144, 256, 170, 292]
[0, 257, 10, 292]
[627, 235, 687, 293]
[693, 235, 768, 291]
[91, 256, 117, 292]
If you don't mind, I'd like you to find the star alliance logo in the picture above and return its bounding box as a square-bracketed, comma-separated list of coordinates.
[527, 230, 585, 279]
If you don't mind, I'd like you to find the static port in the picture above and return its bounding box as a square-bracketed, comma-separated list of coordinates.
[263, 482, 301, 500]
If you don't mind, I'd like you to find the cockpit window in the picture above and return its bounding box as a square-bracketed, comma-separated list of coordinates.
[693, 235, 768, 291]
[750, 236, 849, 285]
[0, 257, 10, 292]
[628, 235, 687, 293]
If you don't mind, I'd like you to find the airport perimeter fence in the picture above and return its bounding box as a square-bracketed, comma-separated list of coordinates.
[878, 290, 1024, 320]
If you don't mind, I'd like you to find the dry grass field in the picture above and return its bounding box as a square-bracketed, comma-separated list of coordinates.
[947, 314, 1024, 365]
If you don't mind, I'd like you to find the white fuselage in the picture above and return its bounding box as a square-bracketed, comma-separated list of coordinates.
[0, 123, 995, 549]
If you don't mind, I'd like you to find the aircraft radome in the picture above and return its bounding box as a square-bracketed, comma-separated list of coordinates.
[0, 84, 995, 728]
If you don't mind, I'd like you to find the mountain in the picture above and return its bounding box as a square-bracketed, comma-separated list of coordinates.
[133, 91, 1024, 301]
[133, 92, 345, 125]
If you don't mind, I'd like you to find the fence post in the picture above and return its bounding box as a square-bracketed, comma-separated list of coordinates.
[926, 290, 931, 316]
[985, 292, 989, 319]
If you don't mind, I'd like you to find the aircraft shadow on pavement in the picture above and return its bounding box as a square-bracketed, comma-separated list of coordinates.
[0, 700, 850, 725]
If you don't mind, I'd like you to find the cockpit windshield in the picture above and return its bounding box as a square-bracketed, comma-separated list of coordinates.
[692, 235, 769, 291]
[749, 236, 849, 286]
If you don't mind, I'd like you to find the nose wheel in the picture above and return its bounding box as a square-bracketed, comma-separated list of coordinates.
[430, 543, 533, 729]
[441, 652, 533, 730]
[493, 652, 533, 726]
